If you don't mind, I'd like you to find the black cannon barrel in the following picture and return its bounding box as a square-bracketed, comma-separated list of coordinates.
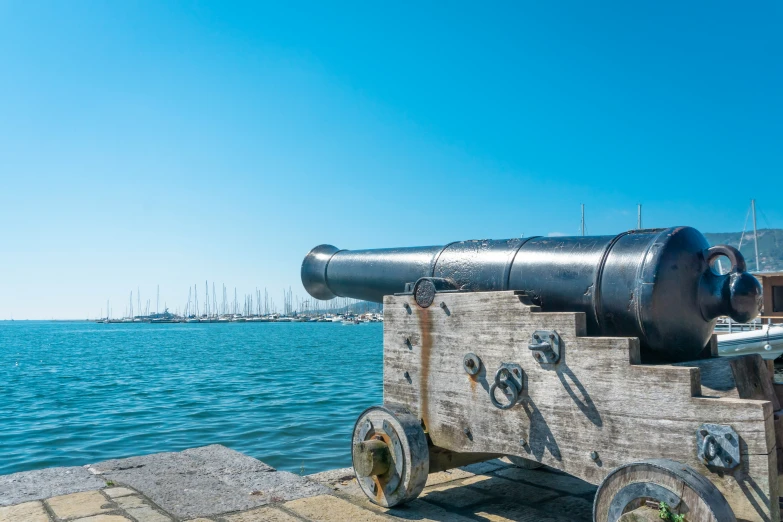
[302, 227, 762, 361]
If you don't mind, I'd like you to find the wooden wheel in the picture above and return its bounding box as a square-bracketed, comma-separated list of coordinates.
[506, 455, 544, 470]
[352, 404, 429, 507]
[593, 459, 735, 522]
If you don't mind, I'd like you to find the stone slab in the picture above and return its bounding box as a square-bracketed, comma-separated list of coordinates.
[472, 502, 575, 522]
[383, 498, 476, 522]
[120, 505, 171, 522]
[224, 506, 302, 521]
[536, 495, 594, 520]
[0, 466, 107, 506]
[419, 475, 494, 508]
[493, 466, 597, 496]
[285, 494, 388, 522]
[46, 490, 113, 519]
[424, 468, 477, 488]
[181, 446, 275, 474]
[103, 487, 136, 499]
[90, 445, 327, 519]
[89, 445, 273, 475]
[113, 494, 172, 521]
[463, 474, 562, 503]
[0, 501, 49, 522]
[305, 468, 355, 485]
[75, 515, 133, 522]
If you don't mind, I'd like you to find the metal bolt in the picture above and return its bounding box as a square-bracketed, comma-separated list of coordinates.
[535, 353, 542, 360]
[726, 456, 733, 464]
[534, 333, 540, 340]
[549, 334, 555, 340]
[465, 358, 475, 368]
[440, 302, 447, 310]
[700, 429, 709, 437]
[463, 427, 471, 437]
[590, 451, 599, 461]
[725, 433, 733, 440]
[513, 368, 520, 376]
[519, 438, 527, 446]
[370, 482, 377, 493]
[404, 371, 410, 380]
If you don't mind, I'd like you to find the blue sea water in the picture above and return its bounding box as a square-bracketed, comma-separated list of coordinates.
[0, 321, 382, 476]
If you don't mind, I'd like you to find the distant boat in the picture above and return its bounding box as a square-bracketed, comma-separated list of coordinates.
[717, 324, 783, 360]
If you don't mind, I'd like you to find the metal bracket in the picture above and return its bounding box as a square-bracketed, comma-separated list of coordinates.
[529, 330, 561, 364]
[489, 363, 524, 410]
[696, 424, 740, 469]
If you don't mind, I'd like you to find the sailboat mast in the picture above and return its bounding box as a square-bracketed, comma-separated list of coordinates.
[752, 199, 760, 272]
[637, 204, 642, 229]
[580, 204, 585, 236]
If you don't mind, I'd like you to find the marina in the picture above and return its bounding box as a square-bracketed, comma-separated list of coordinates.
[95, 284, 382, 324]
[95, 311, 383, 324]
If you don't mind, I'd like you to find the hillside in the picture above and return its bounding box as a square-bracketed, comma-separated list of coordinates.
[704, 228, 783, 273]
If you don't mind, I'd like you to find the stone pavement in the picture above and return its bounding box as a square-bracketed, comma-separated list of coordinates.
[0, 445, 596, 521]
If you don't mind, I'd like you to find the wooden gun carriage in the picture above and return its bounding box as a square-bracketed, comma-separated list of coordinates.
[350, 290, 781, 521]
[303, 228, 776, 520]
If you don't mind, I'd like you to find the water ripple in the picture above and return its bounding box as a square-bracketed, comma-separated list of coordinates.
[0, 321, 383, 475]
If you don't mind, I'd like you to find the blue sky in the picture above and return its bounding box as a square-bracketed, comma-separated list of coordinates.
[0, 1, 780, 319]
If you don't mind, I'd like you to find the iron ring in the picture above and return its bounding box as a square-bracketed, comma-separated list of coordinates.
[489, 380, 519, 410]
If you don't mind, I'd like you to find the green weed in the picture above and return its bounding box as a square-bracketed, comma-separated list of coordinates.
[658, 501, 685, 522]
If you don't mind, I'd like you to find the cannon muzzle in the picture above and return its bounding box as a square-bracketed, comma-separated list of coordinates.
[302, 227, 761, 361]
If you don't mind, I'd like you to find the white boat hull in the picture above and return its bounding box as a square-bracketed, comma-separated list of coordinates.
[717, 325, 783, 360]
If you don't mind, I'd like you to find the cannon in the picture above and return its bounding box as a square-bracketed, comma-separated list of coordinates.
[302, 227, 781, 521]
[302, 227, 761, 362]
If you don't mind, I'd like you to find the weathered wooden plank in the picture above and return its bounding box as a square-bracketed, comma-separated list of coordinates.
[673, 354, 780, 413]
[774, 384, 783, 410]
[383, 291, 779, 522]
